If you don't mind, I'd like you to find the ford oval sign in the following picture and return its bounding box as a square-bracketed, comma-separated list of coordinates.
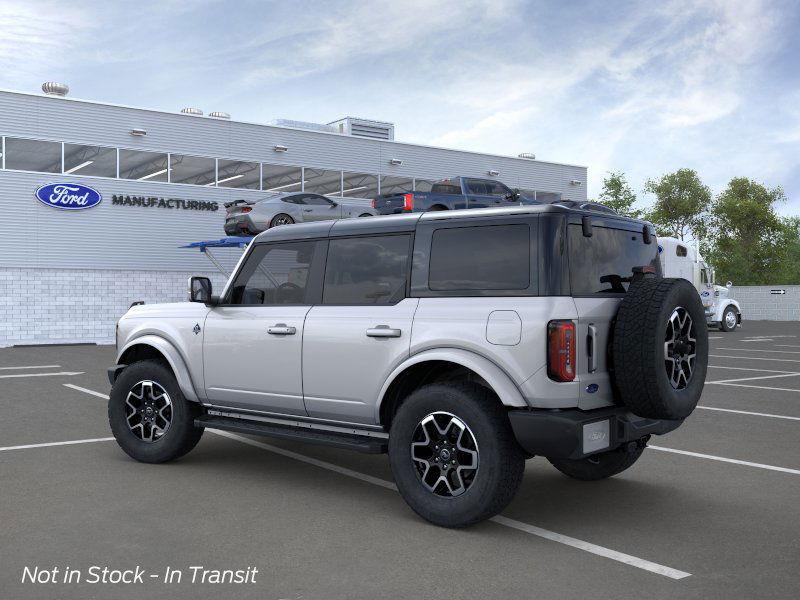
[35, 183, 102, 210]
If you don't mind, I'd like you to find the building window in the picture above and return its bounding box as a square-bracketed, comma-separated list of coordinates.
[217, 159, 260, 189]
[119, 149, 169, 182]
[304, 168, 342, 196]
[414, 178, 436, 192]
[170, 154, 216, 186]
[4, 138, 61, 173]
[262, 163, 302, 193]
[379, 175, 413, 195]
[63, 144, 117, 177]
[341, 172, 378, 198]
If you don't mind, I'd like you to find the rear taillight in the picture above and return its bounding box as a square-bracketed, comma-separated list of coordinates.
[547, 320, 576, 382]
[241, 207, 252, 213]
[403, 193, 414, 211]
[371, 198, 377, 209]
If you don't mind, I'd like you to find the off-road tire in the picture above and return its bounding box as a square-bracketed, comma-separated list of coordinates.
[548, 445, 645, 481]
[720, 306, 738, 332]
[612, 277, 708, 420]
[388, 382, 525, 528]
[109, 360, 204, 463]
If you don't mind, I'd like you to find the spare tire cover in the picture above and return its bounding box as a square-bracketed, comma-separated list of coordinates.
[612, 278, 708, 419]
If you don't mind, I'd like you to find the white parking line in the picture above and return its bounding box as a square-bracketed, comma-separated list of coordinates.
[0, 437, 114, 452]
[710, 354, 800, 364]
[64, 383, 110, 399]
[0, 364, 61, 370]
[211, 429, 691, 579]
[776, 344, 800, 349]
[649, 446, 800, 475]
[0, 371, 84, 379]
[709, 365, 797, 373]
[696, 406, 800, 421]
[707, 373, 800, 385]
[716, 348, 800, 355]
[710, 382, 800, 394]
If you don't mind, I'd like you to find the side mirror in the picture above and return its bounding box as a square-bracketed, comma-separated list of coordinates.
[726, 281, 732, 288]
[189, 276, 212, 304]
[329, 201, 339, 208]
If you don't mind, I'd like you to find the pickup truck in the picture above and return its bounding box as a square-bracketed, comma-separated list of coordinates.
[371, 177, 533, 214]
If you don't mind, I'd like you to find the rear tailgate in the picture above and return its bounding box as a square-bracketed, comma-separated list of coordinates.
[568, 218, 660, 409]
[372, 192, 429, 214]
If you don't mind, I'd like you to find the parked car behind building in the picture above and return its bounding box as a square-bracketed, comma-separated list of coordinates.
[224, 192, 377, 235]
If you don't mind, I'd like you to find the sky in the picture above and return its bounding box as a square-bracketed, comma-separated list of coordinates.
[1, 0, 799, 214]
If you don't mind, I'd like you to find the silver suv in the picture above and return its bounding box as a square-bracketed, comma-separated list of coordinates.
[109, 206, 708, 527]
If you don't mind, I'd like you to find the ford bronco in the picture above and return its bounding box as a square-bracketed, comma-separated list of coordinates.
[109, 205, 708, 527]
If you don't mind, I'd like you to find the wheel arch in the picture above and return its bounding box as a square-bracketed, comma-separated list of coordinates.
[117, 335, 200, 402]
[377, 349, 527, 428]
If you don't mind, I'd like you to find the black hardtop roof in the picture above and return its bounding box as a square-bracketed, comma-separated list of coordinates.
[252, 204, 650, 243]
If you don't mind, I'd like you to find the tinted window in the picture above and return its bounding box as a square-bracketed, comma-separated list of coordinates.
[229, 241, 315, 305]
[465, 179, 490, 195]
[342, 172, 379, 198]
[676, 245, 688, 257]
[217, 159, 259, 189]
[429, 225, 530, 291]
[324, 235, 410, 304]
[430, 180, 462, 195]
[119, 149, 168, 182]
[263, 163, 302, 193]
[304, 194, 333, 206]
[485, 180, 512, 197]
[170, 154, 215, 186]
[568, 225, 659, 294]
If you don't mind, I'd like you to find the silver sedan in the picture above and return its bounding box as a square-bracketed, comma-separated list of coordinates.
[224, 192, 377, 235]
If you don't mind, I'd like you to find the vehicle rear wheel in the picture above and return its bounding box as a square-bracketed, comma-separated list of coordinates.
[612, 278, 709, 419]
[548, 442, 646, 481]
[270, 213, 294, 227]
[388, 382, 525, 528]
[720, 306, 738, 332]
[108, 360, 204, 463]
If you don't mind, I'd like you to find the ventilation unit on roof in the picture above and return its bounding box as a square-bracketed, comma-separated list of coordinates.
[518, 152, 536, 160]
[209, 111, 230, 119]
[328, 117, 395, 141]
[42, 82, 69, 96]
[180, 107, 203, 116]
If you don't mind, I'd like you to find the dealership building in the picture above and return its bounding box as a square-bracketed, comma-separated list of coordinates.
[0, 84, 588, 347]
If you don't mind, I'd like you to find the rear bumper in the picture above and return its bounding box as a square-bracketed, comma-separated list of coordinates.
[508, 406, 684, 460]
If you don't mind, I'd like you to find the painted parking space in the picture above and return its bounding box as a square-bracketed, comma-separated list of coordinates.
[1, 320, 799, 599]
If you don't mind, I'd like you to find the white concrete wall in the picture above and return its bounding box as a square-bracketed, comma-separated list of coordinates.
[0, 268, 228, 347]
[729, 286, 800, 322]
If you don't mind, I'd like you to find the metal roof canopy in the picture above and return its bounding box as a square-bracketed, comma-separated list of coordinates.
[180, 236, 253, 275]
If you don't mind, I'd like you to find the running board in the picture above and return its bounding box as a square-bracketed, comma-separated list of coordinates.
[195, 415, 388, 454]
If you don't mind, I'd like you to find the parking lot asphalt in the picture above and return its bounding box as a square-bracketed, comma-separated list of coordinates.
[1, 321, 799, 600]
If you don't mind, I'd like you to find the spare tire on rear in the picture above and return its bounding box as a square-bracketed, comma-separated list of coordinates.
[612, 277, 708, 420]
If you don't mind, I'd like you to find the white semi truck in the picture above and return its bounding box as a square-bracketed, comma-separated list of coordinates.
[658, 237, 742, 332]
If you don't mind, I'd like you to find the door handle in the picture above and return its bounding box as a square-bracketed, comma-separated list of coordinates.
[303, 208, 313, 212]
[268, 323, 296, 335]
[587, 324, 597, 373]
[366, 325, 402, 338]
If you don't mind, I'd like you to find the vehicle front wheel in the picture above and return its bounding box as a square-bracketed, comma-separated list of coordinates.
[548, 443, 645, 481]
[108, 360, 204, 463]
[388, 382, 525, 528]
[720, 306, 738, 332]
[270, 213, 295, 228]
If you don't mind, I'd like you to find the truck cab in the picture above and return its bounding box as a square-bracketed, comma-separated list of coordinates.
[658, 237, 742, 331]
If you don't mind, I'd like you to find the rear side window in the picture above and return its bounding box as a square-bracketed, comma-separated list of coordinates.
[430, 181, 462, 195]
[429, 224, 530, 291]
[323, 235, 410, 304]
[568, 225, 659, 295]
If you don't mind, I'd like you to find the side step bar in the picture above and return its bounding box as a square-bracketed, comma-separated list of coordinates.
[195, 415, 388, 454]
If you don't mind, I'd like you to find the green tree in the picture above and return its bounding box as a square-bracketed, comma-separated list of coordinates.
[597, 171, 641, 218]
[643, 169, 711, 240]
[705, 177, 789, 285]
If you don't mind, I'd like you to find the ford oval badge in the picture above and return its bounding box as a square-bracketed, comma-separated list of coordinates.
[586, 383, 599, 394]
[35, 183, 102, 210]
